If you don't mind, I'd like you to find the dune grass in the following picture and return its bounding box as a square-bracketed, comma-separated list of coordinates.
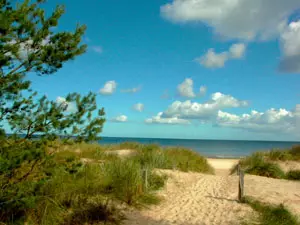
[230, 152, 285, 179]
[231, 151, 300, 180]
[285, 170, 300, 181]
[264, 145, 300, 161]
[243, 197, 299, 225]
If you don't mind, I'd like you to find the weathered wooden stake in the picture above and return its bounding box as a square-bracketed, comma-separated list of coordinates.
[143, 169, 148, 191]
[238, 169, 244, 202]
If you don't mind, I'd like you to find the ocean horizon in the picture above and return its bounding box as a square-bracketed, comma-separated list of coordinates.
[99, 136, 300, 158]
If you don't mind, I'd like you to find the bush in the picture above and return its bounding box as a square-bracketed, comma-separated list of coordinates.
[285, 170, 300, 180]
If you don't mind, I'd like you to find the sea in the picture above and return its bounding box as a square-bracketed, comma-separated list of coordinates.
[99, 137, 300, 158]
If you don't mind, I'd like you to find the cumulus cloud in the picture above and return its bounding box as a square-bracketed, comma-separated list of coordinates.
[195, 49, 228, 69]
[145, 112, 190, 125]
[160, 0, 300, 40]
[91, 46, 103, 54]
[162, 92, 248, 119]
[121, 86, 142, 93]
[177, 78, 196, 98]
[133, 103, 144, 112]
[229, 43, 246, 59]
[279, 21, 300, 73]
[99, 81, 117, 95]
[177, 78, 207, 98]
[56, 96, 77, 113]
[195, 43, 246, 68]
[111, 115, 128, 123]
[216, 107, 299, 133]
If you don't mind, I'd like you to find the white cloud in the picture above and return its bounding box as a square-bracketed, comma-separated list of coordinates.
[6, 37, 50, 60]
[99, 81, 117, 95]
[177, 78, 196, 98]
[177, 78, 207, 98]
[91, 46, 103, 54]
[160, 0, 300, 40]
[279, 21, 300, 73]
[133, 103, 144, 112]
[216, 107, 299, 133]
[229, 43, 246, 59]
[195, 43, 246, 68]
[145, 112, 190, 125]
[121, 86, 142, 93]
[195, 49, 228, 69]
[56, 96, 77, 113]
[162, 92, 248, 119]
[111, 115, 128, 123]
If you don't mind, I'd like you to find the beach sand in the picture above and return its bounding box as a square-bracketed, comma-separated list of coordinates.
[123, 158, 300, 225]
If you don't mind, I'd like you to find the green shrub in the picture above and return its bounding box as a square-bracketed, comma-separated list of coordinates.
[243, 196, 299, 225]
[285, 170, 300, 180]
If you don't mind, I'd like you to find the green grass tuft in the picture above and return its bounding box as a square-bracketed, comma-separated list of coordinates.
[243, 196, 299, 225]
[231, 152, 285, 179]
[285, 170, 300, 181]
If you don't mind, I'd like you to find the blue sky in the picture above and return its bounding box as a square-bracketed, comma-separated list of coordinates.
[28, 0, 300, 141]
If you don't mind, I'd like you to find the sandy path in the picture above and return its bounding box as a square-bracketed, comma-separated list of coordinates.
[123, 158, 300, 225]
[124, 170, 253, 225]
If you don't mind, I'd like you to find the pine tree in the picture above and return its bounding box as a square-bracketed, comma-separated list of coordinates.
[0, 1, 106, 221]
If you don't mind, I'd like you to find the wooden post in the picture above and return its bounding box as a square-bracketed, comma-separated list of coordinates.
[238, 169, 244, 202]
[143, 169, 148, 191]
[237, 163, 240, 176]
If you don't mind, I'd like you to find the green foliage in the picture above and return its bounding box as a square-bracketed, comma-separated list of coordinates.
[231, 153, 285, 178]
[0, 138, 49, 223]
[285, 170, 300, 181]
[148, 172, 168, 191]
[102, 159, 144, 205]
[289, 145, 300, 160]
[0, 0, 86, 125]
[163, 147, 215, 173]
[267, 149, 292, 161]
[8, 92, 105, 142]
[63, 198, 123, 225]
[243, 197, 299, 225]
[133, 145, 168, 169]
[245, 162, 285, 179]
[0, 0, 108, 223]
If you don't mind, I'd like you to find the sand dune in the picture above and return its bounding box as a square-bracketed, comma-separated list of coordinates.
[124, 159, 300, 225]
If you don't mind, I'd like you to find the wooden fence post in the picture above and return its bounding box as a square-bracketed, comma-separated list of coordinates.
[143, 169, 148, 191]
[238, 169, 244, 202]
